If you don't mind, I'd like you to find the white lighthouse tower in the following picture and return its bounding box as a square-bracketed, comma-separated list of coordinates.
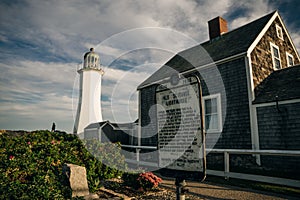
[73, 48, 104, 135]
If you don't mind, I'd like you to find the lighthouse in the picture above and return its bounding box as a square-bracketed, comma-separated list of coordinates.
[73, 48, 104, 135]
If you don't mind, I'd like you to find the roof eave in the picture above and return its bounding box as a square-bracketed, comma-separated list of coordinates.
[247, 11, 278, 56]
[137, 51, 247, 90]
[247, 11, 300, 60]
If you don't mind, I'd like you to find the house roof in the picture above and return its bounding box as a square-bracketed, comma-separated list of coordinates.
[84, 121, 108, 130]
[253, 64, 300, 104]
[84, 120, 137, 131]
[110, 122, 136, 130]
[137, 11, 276, 89]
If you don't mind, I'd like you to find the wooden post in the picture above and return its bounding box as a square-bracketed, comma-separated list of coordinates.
[224, 151, 230, 179]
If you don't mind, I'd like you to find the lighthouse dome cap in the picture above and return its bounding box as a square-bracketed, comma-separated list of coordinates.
[83, 48, 100, 69]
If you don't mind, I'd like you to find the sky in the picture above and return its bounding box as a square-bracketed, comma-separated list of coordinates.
[0, 0, 299, 133]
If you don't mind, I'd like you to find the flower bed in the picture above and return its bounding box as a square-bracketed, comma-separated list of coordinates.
[0, 130, 125, 199]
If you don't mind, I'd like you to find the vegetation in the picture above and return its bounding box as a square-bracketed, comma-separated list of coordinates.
[123, 171, 163, 191]
[0, 130, 125, 199]
[137, 172, 163, 191]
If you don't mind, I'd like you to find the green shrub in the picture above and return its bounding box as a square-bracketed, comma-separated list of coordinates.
[122, 172, 140, 189]
[0, 130, 126, 199]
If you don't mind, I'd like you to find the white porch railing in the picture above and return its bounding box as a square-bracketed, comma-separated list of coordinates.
[121, 145, 300, 188]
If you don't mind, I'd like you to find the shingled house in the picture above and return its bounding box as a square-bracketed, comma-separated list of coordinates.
[137, 10, 300, 171]
[84, 120, 138, 145]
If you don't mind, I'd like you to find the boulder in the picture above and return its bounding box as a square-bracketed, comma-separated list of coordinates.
[63, 163, 90, 197]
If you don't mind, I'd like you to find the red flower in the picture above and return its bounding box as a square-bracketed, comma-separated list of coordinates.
[9, 155, 15, 160]
[27, 141, 31, 145]
[137, 172, 163, 190]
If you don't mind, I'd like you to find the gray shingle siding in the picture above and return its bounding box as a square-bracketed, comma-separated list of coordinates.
[257, 102, 300, 150]
[139, 57, 252, 149]
[204, 57, 251, 149]
[257, 103, 300, 179]
[140, 85, 158, 146]
[254, 65, 300, 104]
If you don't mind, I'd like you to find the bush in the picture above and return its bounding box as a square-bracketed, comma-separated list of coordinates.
[122, 172, 140, 189]
[0, 130, 126, 199]
[123, 171, 162, 191]
[137, 172, 162, 191]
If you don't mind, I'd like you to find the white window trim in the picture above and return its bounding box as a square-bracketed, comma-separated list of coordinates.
[286, 52, 294, 67]
[203, 93, 222, 133]
[276, 24, 284, 40]
[270, 42, 281, 70]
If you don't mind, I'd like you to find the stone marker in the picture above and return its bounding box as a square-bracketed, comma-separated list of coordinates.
[63, 163, 90, 198]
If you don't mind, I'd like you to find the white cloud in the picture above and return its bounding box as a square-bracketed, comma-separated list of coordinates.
[230, 0, 274, 29]
[1, 0, 299, 132]
[0, 60, 77, 131]
[291, 33, 300, 54]
[0, 0, 239, 61]
[101, 64, 160, 122]
[0, 34, 8, 42]
[0, 61, 77, 94]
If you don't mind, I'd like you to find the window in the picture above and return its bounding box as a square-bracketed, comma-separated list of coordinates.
[270, 42, 281, 70]
[203, 94, 222, 133]
[286, 52, 294, 67]
[276, 24, 284, 40]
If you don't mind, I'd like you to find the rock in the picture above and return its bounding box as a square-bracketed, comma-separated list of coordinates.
[63, 163, 90, 198]
[84, 193, 100, 200]
[99, 187, 132, 200]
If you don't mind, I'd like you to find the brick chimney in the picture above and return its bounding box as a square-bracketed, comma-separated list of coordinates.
[208, 16, 228, 40]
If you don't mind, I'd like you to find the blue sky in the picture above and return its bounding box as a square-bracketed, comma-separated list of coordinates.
[0, 0, 299, 132]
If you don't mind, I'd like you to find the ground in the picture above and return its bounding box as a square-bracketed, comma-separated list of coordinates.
[95, 176, 300, 200]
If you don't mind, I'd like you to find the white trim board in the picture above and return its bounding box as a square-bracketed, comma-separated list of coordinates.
[245, 56, 260, 165]
[253, 99, 300, 108]
[247, 11, 277, 55]
[137, 52, 246, 90]
[247, 11, 300, 61]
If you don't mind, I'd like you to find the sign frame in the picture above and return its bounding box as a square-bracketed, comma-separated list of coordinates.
[156, 74, 206, 181]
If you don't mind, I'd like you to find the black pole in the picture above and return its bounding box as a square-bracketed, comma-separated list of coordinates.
[175, 177, 187, 200]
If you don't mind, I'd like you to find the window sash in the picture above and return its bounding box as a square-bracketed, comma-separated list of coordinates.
[273, 46, 279, 58]
[286, 52, 294, 67]
[274, 58, 281, 70]
[203, 94, 222, 133]
[205, 113, 219, 130]
[276, 25, 284, 40]
[270, 43, 281, 70]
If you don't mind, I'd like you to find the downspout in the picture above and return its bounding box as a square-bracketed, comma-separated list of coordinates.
[275, 96, 288, 148]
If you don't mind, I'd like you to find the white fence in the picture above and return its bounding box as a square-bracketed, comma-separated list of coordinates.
[121, 145, 300, 188]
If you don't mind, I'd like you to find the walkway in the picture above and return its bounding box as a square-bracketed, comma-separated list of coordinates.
[161, 179, 299, 200]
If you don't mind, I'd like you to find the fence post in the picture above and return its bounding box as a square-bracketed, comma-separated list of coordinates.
[136, 148, 140, 162]
[224, 151, 230, 179]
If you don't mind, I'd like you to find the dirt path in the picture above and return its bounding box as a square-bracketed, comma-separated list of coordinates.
[161, 179, 299, 200]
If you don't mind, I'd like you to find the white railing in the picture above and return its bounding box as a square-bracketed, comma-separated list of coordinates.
[121, 144, 157, 150]
[206, 149, 300, 188]
[121, 145, 300, 188]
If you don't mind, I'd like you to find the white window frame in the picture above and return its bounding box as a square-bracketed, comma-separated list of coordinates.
[270, 42, 281, 70]
[276, 24, 284, 40]
[286, 52, 294, 67]
[203, 93, 222, 133]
